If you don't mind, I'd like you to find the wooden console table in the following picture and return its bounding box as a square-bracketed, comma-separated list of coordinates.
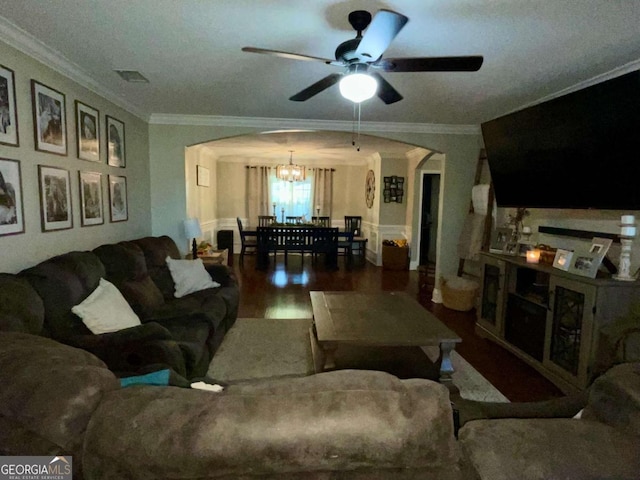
[477, 252, 640, 393]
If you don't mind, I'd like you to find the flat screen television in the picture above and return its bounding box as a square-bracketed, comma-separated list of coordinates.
[481, 70, 640, 209]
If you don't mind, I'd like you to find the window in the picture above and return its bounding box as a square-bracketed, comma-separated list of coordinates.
[270, 172, 313, 220]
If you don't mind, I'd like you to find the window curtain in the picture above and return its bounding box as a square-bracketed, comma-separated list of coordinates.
[312, 168, 334, 218]
[246, 166, 271, 224]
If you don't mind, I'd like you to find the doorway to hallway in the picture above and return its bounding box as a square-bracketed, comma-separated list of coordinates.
[419, 173, 440, 266]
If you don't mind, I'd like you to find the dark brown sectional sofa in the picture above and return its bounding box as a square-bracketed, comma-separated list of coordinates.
[0, 235, 239, 379]
[1, 236, 639, 479]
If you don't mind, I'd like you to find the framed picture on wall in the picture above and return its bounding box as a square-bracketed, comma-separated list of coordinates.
[79, 171, 103, 226]
[106, 115, 125, 167]
[38, 165, 72, 231]
[0, 64, 19, 147]
[197, 165, 210, 187]
[76, 101, 100, 162]
[31, 80, 67, 155]
[0, 158, 25, 236]
[108, 174, 128, 222]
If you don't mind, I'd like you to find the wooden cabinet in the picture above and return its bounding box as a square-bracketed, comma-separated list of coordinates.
[476, 252, 640, 393]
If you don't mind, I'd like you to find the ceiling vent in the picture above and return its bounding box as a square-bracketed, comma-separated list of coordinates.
[114, 70, 149, 83]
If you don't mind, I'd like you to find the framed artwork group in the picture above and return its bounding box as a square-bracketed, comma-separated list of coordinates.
[0, 65, 130, 237]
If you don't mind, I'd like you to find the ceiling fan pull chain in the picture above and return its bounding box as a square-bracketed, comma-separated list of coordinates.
[351, 102, 357, 147]
[356, 102, 362, 152]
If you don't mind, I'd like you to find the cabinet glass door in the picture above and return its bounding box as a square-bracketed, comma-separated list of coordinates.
[546, 276, 595, 387]
[550, 285, 584, 375]
[478, 256, 506, 335]
[481, 264, 501, 326]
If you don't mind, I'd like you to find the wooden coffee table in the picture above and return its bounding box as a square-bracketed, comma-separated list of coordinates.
[310, 291, 461, 384]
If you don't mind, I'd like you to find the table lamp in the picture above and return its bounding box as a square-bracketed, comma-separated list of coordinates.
[183, 217, 202, 259]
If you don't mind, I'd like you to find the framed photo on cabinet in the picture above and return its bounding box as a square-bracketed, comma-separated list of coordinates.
[38, 165, 72, 231]
[552, 248, 573, 271]
[0, 64, 19, 147]
[76, 101, 100, 162]
[0, 158, 24, 236]
[106, 116, 125, 167]
[79, 171, 103, 226]
[108, 174, 128, 222]
[31, 80, 67, 156]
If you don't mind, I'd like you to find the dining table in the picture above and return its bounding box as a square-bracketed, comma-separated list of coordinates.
[251, 224, 353, 270]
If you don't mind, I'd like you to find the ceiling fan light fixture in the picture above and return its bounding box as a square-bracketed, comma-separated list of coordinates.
[339, 72, 378, 103]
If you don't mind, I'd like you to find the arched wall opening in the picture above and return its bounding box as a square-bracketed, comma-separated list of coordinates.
[183, 130, 440, 270]
[148, 121, 483, 282]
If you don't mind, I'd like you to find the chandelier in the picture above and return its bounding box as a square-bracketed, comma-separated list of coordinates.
[276, 150, 306, 182]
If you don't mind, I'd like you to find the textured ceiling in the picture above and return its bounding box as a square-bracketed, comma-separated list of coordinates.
[2, 0, 639, 124]
[2, 1, 639, 161]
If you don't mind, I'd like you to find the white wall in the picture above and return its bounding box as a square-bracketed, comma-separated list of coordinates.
[0, 41, 151, 273]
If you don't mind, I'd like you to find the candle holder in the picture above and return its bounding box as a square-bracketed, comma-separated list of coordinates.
[281, 208, 285, 224]
[613, 215, 637, 281]
[526, 248, 541, 264]
[272, 203, 276, 217]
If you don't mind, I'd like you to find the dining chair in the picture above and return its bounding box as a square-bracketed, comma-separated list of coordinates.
[258, 215, 276, 226]
[344, 216, 362, 236]
[337, 230, 353, 267]
[312, 216, 331, 227]
[285, 216, 303, 224]
[236, 217, 257, 265]
[344, 215, 368, 261]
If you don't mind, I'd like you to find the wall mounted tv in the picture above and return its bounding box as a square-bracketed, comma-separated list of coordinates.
[481, 70, 640, 209]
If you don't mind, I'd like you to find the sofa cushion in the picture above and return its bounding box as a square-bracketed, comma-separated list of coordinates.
[0, 273, 44, 334]
[166, 256, 220, 298]
[133, 236, 182, 300]
[84, 371, 460, 478]
[72, 278, 142, 334]
[0, 332, 118, 460]
[582, 362, 640, 438]
[20, 251, 105, 339]
[459, 417, 640, 480]
[93, 242, 165, 318]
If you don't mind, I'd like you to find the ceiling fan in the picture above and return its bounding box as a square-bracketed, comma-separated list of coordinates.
[242, 9, 483, 105]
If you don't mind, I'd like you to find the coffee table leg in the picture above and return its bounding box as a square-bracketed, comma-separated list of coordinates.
[437, 340, 456, 384]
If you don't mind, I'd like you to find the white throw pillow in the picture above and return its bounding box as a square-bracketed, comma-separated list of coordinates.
[165, 256, 220, 298]
[72, 278, 142, 334]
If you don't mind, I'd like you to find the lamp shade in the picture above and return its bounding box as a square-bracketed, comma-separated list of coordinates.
[183, 217, 202, 239]
[339, 73, 378, 103]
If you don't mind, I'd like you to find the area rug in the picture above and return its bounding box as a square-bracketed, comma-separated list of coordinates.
[208, 317, 509, 403]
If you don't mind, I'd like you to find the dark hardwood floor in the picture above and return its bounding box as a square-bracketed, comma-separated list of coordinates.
[230, 253, 564, 402]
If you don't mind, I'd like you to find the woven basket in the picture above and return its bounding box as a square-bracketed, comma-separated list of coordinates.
[441, 276, 479, 312]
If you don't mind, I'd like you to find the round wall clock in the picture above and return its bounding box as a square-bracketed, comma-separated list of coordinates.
[365, 169, 375, 208]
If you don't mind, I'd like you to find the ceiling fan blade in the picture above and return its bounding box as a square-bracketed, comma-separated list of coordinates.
[370, 72, 403, 104]
[355, 9, 409, 61]
[374, 56, 484, 72]
[290, 74, 342, 102]
[242, 47, 339, 65]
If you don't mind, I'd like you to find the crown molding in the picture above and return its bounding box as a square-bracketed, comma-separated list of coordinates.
[148, 113, 481, 135]
[515, 59, 640, 112]
[0, 15, 148, 120]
